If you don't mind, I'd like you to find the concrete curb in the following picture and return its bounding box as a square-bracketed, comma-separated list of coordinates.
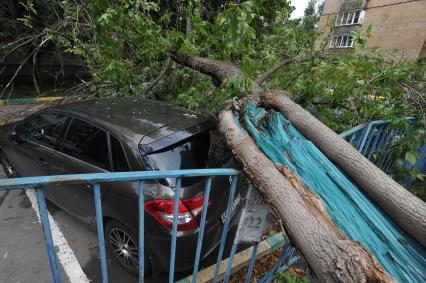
[0, 97, 63, 105]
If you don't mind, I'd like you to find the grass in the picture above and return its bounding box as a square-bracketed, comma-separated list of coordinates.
[274, 268, 309, 283]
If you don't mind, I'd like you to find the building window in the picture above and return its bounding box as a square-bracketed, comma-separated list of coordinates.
[330, 35, 354, 48]
[335, 10, 364, 26]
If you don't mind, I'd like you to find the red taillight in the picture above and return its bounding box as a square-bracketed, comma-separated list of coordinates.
[144, 195, 212, 231]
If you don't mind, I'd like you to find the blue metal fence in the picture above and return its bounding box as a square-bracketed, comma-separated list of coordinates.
[0, 169, 294, 283]
[340, 119, 426, 184]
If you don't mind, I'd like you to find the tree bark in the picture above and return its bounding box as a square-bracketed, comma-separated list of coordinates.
[218, 106, 393, 282]
[261, 90, 426, 246]
[170, 53, 262, 93]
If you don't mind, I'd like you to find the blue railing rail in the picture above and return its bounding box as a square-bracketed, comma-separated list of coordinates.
[0, 169, 293, 283]
[340, 118, 426, 185]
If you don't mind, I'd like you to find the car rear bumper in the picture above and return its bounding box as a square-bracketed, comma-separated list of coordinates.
[147, 210, 241, 274]
[147, 220, 221, 273]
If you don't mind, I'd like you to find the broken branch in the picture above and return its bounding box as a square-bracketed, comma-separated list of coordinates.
[143, 55, 172, 98]
[255, 58, 296, 85]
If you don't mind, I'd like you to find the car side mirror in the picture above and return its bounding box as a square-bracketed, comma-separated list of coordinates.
[32, 128, 45, 139]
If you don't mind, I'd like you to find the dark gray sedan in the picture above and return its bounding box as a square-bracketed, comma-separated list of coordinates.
[0, 97, 244, 276]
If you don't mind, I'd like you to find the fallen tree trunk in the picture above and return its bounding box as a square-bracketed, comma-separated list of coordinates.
[261, 90, 426, 247]
[218, 105, 393, 282]
[170, 54, 407, 281]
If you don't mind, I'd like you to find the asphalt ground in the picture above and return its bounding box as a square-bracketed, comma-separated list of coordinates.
[0, 187, 69, 283]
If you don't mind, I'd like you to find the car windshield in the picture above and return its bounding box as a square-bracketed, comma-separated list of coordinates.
[141, 131, 210, 187]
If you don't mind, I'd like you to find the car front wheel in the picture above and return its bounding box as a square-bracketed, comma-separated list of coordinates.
[0, 151, 18, 178]
[105, 220, 150, 277]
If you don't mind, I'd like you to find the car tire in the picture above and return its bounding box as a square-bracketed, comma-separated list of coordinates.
[0, 151, 18, 178]
[105, 220, 150, 277]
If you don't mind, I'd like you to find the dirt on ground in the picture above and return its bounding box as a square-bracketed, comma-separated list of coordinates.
[229, 246, 309, 283]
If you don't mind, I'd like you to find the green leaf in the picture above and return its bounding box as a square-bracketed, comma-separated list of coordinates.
[405, 151, 417, 165]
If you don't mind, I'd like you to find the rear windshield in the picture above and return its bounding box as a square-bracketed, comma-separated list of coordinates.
[141, 132, 210, 187]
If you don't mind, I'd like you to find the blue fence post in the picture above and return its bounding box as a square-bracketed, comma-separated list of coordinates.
[35, 187, 61, 283]
[257, 243, 294, 283]
[358, 123, 373, 153]
[93, 183, 108, 283]
[212, 175, 238, 283]
[378, 127, 396, 168]
[169, 178, 182, 283]
[223, 241, 238, 283]
[192, 177, 212, 283]
[245, 243, 259, 283]
[367, 124, 385, 160]
[348, 132, 357, 145]
[361, 123, 378, 156]
[375, 124, 390, 161]
[138, 181, 145, 283]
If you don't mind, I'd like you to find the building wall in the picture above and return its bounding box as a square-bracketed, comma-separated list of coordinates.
[317, 0, 426, 60]
[367, 0, 417, 7]
[363, 0, 426, 59]
[322, 0, 343, 14]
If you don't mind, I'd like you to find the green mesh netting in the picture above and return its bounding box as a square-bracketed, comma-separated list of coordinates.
[241, 102, 426, 282]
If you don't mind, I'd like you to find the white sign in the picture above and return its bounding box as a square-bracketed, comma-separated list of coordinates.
[235, 184, 269, 244]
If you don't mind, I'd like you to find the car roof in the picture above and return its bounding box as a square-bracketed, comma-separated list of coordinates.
[48, 97, 214, 146]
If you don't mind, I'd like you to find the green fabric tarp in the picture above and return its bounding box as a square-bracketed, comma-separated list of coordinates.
[241, 102, 426, 282]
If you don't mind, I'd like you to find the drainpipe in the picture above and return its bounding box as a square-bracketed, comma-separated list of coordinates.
[363, 0, 369, 10]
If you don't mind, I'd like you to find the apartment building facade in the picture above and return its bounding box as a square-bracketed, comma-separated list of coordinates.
[317, 0, 426, 60]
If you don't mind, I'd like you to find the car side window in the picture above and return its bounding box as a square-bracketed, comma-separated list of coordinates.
[110, 135, 130, 172]
[62, 119, 109, 170]
[19, 113, 68, 149]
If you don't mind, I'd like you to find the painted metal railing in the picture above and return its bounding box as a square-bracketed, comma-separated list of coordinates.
[340, 119, 426, 185]
[0, 169, 294, 283]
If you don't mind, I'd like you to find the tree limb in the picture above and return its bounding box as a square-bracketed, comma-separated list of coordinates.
[1, 36, 49, 99]
[398, 81, 426, 141]
[170, 52, 263, 101]
[32, 50, 40, 96]
[1, 50, 35, 99]
[170, 53, 243, 85]
[143, 55, 172, 98]
[284, 69, 305, 89]
[254, 53, 324, 86]
[255, 58, 296, 85]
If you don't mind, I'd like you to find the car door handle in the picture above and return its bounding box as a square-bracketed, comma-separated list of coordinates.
[38, 158, 49, 167]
